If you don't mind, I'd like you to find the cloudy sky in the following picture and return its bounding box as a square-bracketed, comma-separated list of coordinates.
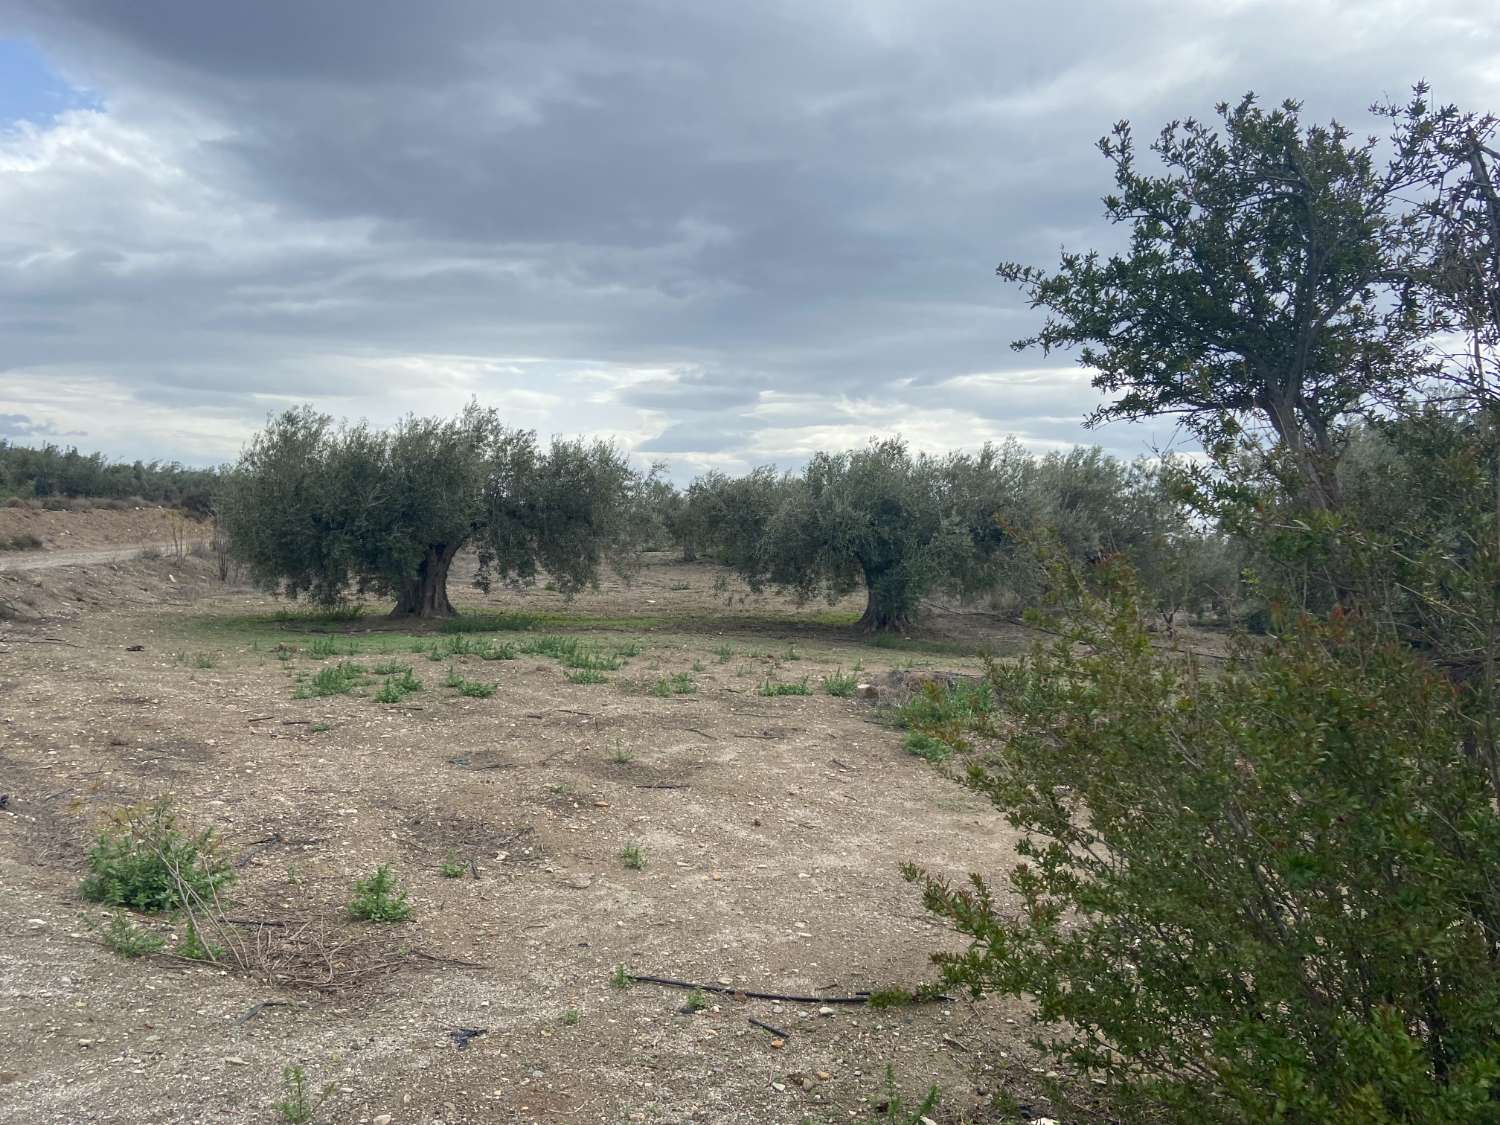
[0, 2, 1495, 479]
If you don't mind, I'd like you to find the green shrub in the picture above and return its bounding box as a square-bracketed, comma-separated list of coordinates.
[902, 731, 953, 762]
[650, 671, 696, 696]
[293, 661, 363, 698]
[757, 677, 810, 696]
[456, 679, 496, 698]
[174, 917, 225, 962]
[906, 584, 1500, 1122]
[349, 864, 411, 923]
[823, 669, 857, 696]
[80, 800, 234, 913]
[566, 668, 607, 684]
[96, 911, 166, 958]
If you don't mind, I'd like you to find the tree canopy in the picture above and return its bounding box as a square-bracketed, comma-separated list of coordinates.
[219, 405, 638, 617]
[998, 90, 1450, 509]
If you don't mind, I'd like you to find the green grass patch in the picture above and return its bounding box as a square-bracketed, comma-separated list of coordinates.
[823, 669, 858, 696]
[438, 612, 541, 633]
[758, 677, 811, 696]
[566, 668, 608, 684]
[904, 731, 955, 762]
[651, 671, 697, 696]
[293, 661, 365, 698]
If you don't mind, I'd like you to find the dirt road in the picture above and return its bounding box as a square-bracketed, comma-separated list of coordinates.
[0, 544, 176, 572]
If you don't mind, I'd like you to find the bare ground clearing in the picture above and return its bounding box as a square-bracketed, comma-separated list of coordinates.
[0, 534, 1061, 1124]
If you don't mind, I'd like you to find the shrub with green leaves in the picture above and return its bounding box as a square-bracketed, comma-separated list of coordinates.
[349, 864, 412, 923]
[80, 799, 234, 913]
[907, 582, 1500, 1122]
[96, 911, 166, 958]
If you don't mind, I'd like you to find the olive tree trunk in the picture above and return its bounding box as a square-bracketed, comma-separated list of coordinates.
[857, 570, 914, 632]
[391, 544, 458, 618]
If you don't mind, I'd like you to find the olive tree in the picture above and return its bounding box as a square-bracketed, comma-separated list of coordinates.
[717, 439, 1019, 631]
[219, 405, 638, 618]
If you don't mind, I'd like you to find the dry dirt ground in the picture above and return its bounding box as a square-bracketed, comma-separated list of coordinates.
[0, 530, 1065, 1125]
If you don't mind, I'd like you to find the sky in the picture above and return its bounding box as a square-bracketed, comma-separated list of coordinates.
[0, 2, 1495, 480]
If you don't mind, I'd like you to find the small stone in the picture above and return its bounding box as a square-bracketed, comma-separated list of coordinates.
[373, 1116, 393, 1125]
[816, 1070, 831, 1080]
[817, 1006, 835, 1016]
[224, 1056, 248, 1066]
[855, 683, 878, 699]
[770, 1082, 786, 1092]
[770, 1039, 785, 1049]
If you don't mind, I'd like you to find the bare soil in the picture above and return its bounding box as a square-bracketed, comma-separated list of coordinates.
[0, 522, 1061, 1125]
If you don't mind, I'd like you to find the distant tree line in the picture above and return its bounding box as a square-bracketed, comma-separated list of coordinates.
[0, 440, 218, 515]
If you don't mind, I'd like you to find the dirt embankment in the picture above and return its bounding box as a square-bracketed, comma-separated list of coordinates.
[0, 505, 209, 554]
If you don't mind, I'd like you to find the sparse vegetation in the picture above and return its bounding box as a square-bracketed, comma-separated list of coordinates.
[823, 669, 857, 696]
[439, 851, 466, 878]
[293, 661, 364, 698]
[273, 1064, 330, 1124]
[619, 842, 646, 870]
[95, 911, 166, 958]
[348, 864, 411, 923]
[650, 671, 696, 696]
[610, 964, 633, 990]
[757, 677, 810, 696]
[80, 799, 234, 913]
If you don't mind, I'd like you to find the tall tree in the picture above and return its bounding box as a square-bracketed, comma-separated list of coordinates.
[998, 90, 1447, 508]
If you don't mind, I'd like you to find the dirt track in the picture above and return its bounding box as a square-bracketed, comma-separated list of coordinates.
[0, 544, 175, 572]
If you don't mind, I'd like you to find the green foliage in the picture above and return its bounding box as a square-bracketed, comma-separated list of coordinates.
[374, 669, 423, 703]
[174, 918, 225, 962]
[902, 731, 953, 762]
[620, 842, 646, 870]
[306, 635, 340, 659]
[439, 851, 466, 878]
[685, 988, 710, 1012]
[998, 91, 1445, 509]
[823, 669, 858, 696]
[758, 677, 810, 696]
[438, 612, 539, 633]
[348, 865, 411, 923]
[890, 678, 997, 757]
[220, 404, 641, 619]
[274, 1064, 330, 1124]
[868, 1065, 941, 1123]
[650, 672, 696, 696]
[711, 439, 1023, 630]
[0, 438, 218, 513]
[80, 799, 234, 913]
[455, 678, 496, 698]
[561, 1008, 581, 1026]
[908, 582, 1500, 1122]
[96, 911, 166, 958]
[565, 668, 607, 684]
[610, 964, 633, 989]
[293, 661, 364, 698]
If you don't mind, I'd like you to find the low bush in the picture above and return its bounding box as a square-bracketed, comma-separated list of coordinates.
[906, 581, 1500, 1122]
[80, 799, 234, 913]
[349, 864, 411, 923]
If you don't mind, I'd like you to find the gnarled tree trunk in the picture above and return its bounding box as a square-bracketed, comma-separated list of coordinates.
[391, 544, 458, 618]
[857, 571, 913, 632]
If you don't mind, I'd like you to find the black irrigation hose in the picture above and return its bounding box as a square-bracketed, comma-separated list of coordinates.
[625, 974, 873, 1005]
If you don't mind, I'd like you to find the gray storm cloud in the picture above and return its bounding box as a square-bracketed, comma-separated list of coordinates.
[0, 0, 1495, 477]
